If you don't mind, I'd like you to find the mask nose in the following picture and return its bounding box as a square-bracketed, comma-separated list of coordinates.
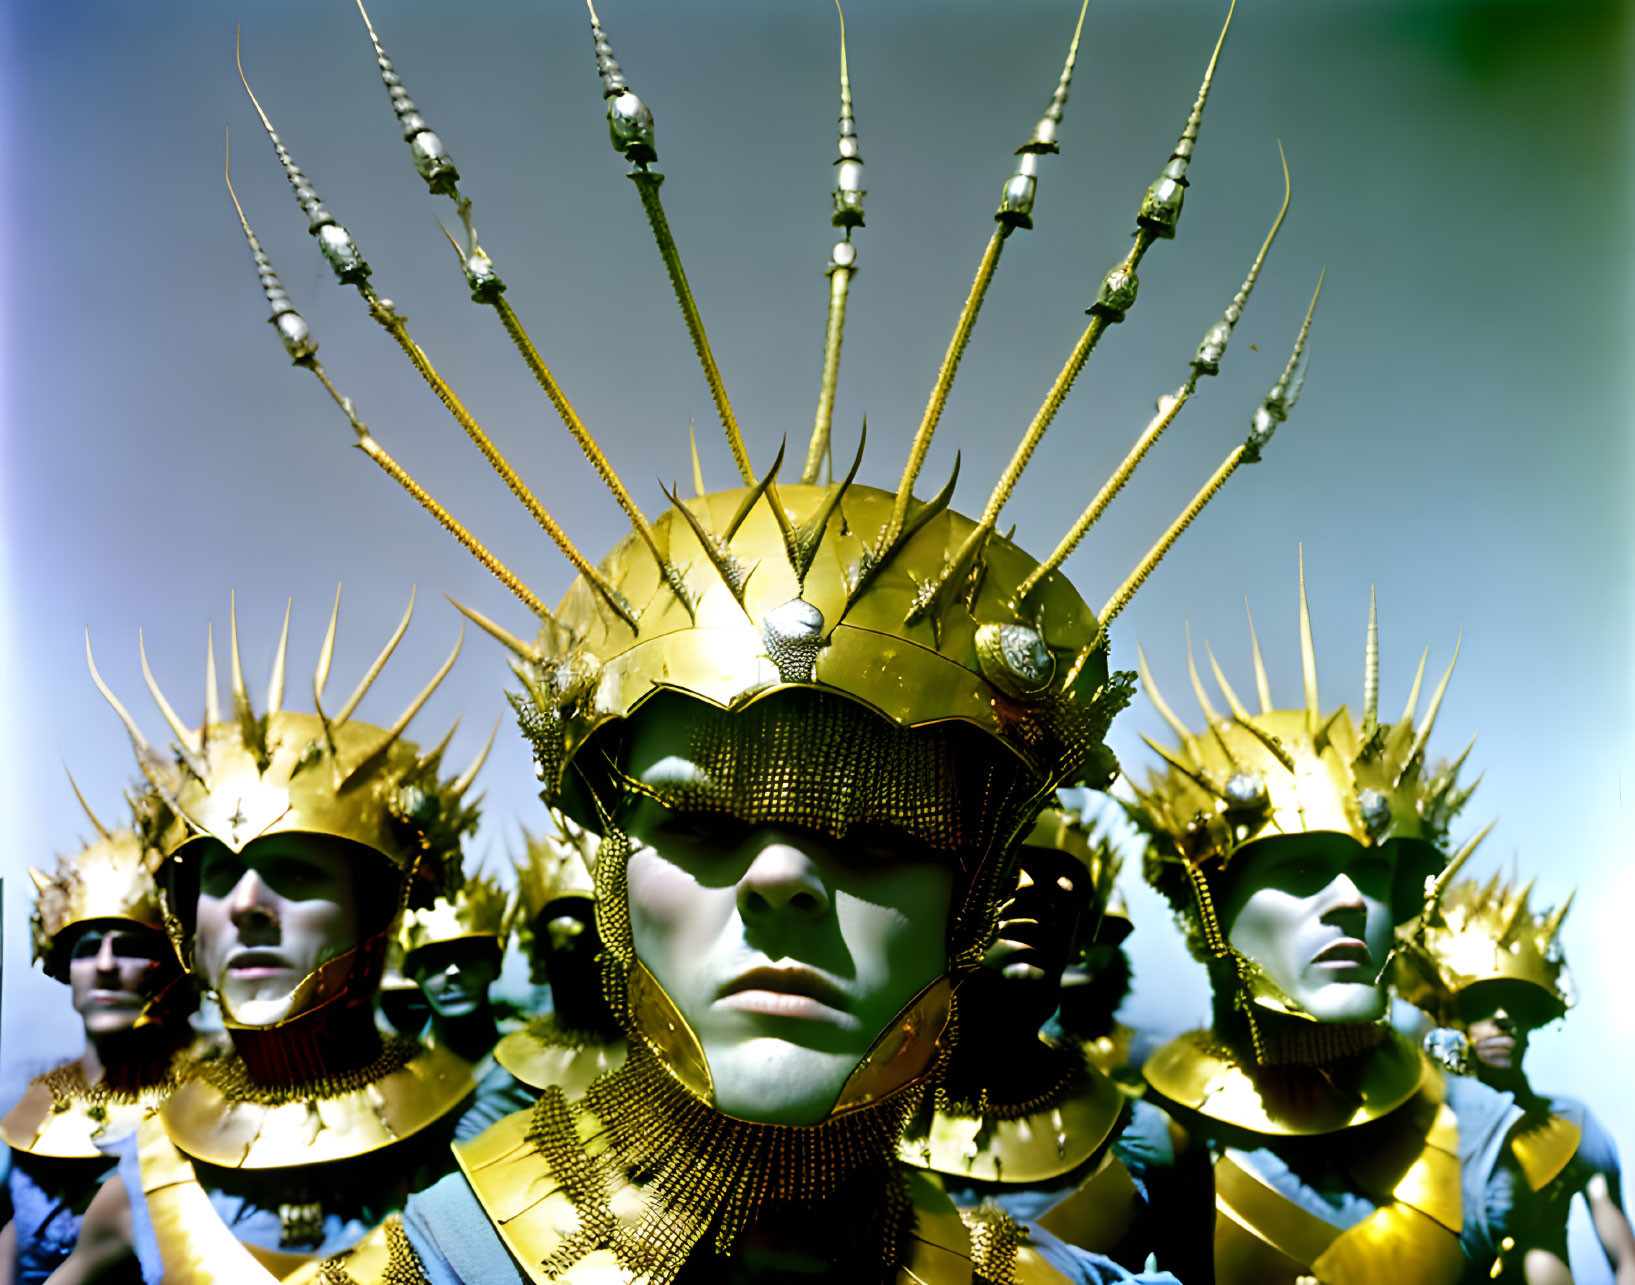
[737, 836, 830, 921]
[227, 869, 279, 936]
[94, 932, 120, 974]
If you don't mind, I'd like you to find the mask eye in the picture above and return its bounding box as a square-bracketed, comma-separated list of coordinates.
[198, 846, 247, 898]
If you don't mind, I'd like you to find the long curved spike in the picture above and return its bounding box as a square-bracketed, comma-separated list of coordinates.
[315, 584, 342, 707]
[1363, 584, 1380, 732]
[342, 625, 463, 788]
[1502, 878, 1536, 943]
[1400, 647, 1430, 725]
[803, 0, 863, 486]
[140, 629, 201, 754]
[1205, 641, 1250, 721]
[28, 868, 52, 894]
[1136, 642, 1197, 752]
[224, 128, 318, 365]
[229, 590, 251, 723]
[1297, 545, 1319, 732]
[417, 717, 462, 771]
[453, 714, 503, 796]
[1185, 624, 1220, 725]
[1242, 271, 1323, 463]
[65, 766, 111, 841]
[267, 598, 292, 717]
[723, 440, 789, 542]
[446, 595, 542, 663]
[1398, 626, 1462, 784]
[1140, 733, 1226, 800]
[336, 586, 417, 724]
[789, 424, 866, 583]
[1424, 820, 1494, 923]
[1244, 599, 1272, 714]
[204, 622, 221, 727]
[1190, 141, 1290, 379]
[1542, 890, 1575, 945]
[86, 631, 154, 760]
[662, 482, 752, 609]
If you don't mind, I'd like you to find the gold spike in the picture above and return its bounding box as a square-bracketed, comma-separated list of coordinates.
[86, 632, 165, 790]
[1136, 641, 1198, 753]
[65, 766, 111, 841]
[140, 629, 201, 754]
[417, 717, 461, 770]
[723, 440, 788, 541]
[336, 587, 416, 724]
[1423, 821, 1493, 923]
[1400, 647, 1429, 725]
[28, 867, 52, 894]
[1542, 890, 1575, 945]
[1205, 642, 1249, 721]
[204, 623, 221, 727]
[1244, 600, 1272, 715]
[1185, 624, 1220, 725]
[1363, 584, 1379, 733]
[1140, 734, 1226, 800]
[689, 418, 706, 498]
[662, 483, 753, 610]
[315, 585, 342, 708]
[1017, 389, 1189, 601]
[887, 227, 1007, 548]
[1502, 879, 1536, 944]
[267, 597, 292, 717]
[1297, 545, 1319, 732]
[1398, 627, 1462, 785]
[788, 425, 866, 583]
[447, 595, 542, 663]
[343, 626, 463, 788]
[1230, 715, 1297, 774]
[229, 590, 251, 723]
[803, 0, 860, 486]
[1094, 441, 1250, 635]
[1312, 707, 1345, 755]
[453, 714, 502, 795]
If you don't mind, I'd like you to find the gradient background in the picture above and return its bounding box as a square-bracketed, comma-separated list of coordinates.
[2, 0, 1629, 1274]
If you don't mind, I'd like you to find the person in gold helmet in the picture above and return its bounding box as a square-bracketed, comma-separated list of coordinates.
[0, 792, 192, 1285]
[1127, 556, 1532, 1285]
[49, 594, 491, 1283]
[1395, 876, 1635, 1284]
[221, 0, 1323, 1275]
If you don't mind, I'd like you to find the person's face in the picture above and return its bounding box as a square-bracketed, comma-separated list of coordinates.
[537, 897, 598, 984]
[1220, 833, 1395, 1022]
[621, 718, 955, 1126]
[67, 924, 171, 1037]
[191, 834, 361, 1027]
[1465, 1005, 1528, 1071]
[975, 846, 1091, 1034]
[409, 940, 501, 1019]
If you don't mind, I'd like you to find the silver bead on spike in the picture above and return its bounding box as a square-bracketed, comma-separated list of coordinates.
[1358, 788, 1393, 838]
[225, 132, 315, 365]
[1088, 263, 1139, 321]
[1224, 772, 1267, 811]
[587, 1, 656, 166]
[356, 1, 460, 194]
[831, 3, 864, 230]
[1243, 269, 1321, 462]
[1138, 0, 1235, 239]
[996, 0, 1089, 230]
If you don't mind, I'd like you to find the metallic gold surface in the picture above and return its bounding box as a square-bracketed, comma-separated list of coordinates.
[396, 867, 510, 961]
[159, 1040, 474, 1168]
[832, 976, 955, 1117]
[1144, 1027, 1426, 1135]
[1510, 1110, 1583, 1192]
[626, 960, 713, 1104]
[1033, 1148, 1141, 1252]
[899, 1057, 1122, 1184]
[493, 1026, 628, 1096]
[0, 1069, 165, 1159]
[1393, 873, 1574, 1026]
[28, 828, 163, 978]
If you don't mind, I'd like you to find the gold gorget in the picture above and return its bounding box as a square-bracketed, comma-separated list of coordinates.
[898, 1044, 1124, 1186]
[1144, 1025, 1425, 1136]
[493, 1017, 628, 1099]
[160, 1036, 474, 1168]
[1, 1059, 171, 1159]
[1148, 1032, 1466, 1285]
[1510, 1106, 1582, 1192]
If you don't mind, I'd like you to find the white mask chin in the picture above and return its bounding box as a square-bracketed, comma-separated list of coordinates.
[222, 990, 300, 1028]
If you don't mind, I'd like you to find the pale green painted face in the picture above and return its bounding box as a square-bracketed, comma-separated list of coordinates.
[1221, 832, 1395, 1023]
[621, 715, 953, 1125]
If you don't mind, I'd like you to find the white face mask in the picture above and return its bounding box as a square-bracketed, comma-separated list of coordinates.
[1221, 833, 1396, 1023]
[192, 835, 362, 1027]
[620, 726, 953, 1126]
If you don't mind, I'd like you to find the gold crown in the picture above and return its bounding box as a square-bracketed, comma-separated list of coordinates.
[1129, 552, 1476, 927]
[224, 2, 1323, 835]
[30, 775, 164, 981]
[1393, 870, 1573, 1027]
[87, 590, 488, 877]
[397, 865, 512, 962]
[514, 814, 599, 923]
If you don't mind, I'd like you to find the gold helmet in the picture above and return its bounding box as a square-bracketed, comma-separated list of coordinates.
[512, 815, 597, 942]
[397, 863, 512, 966]
[1019, 806, 1129, 947]
[87, 591, 488, 965]
[29, 776, 165, 983]
[1128, 554, 1476, 1018]
[1393, 870, 1573, 1029]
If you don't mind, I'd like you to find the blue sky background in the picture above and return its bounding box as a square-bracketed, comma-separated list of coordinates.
[2, 0, 1629, 1274]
